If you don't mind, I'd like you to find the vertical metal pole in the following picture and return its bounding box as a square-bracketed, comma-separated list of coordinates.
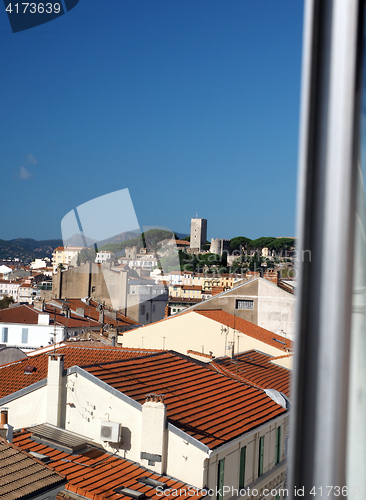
[289, 0, 363, 497]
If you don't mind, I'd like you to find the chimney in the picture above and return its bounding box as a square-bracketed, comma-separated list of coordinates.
[164, 305, 171, 318]
[140, 394, 167, 474]
[46, 354, 64, 427]
[0, 408, 13, 443]
[99, 310, 105, 324]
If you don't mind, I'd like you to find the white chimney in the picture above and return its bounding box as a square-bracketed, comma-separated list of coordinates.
[46, 353, 64, 427]
[0, 408, 13, 443]
[140, 394, 167, 474]
[38, 313, 50, 325]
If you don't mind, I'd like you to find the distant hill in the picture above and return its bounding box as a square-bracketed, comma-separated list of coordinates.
[0, 238, 62, 263]
[0, 231, 190, 264]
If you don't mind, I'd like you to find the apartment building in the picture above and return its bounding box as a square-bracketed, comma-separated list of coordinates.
[0, 304, 101, 351]
[95, 250, 116, 264]
[120, 308, 292, 365]
[0, 346, 289, 499]
[0, 280, 20, 302]
[52, 246, 83, 272]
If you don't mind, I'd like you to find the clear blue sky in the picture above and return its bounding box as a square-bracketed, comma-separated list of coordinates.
[0, 0, 304, 242]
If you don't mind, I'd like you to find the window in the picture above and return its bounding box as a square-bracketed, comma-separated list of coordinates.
[21, 328, 28, 344]
[258, 436, 264, 477]
[141, 304, 145, 315]
[236, 299, 254, 310]
[217, 458, 225, 500]
[239, 446, 246, 489]
[2, 327, 8, 343]
[275, 426, 281, 464]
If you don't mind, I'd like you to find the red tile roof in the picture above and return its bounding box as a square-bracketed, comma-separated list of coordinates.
[194, 310, 292, 351]
[13, 431, 203, 500]
[47, 299, 139, 327]
[0, 344, 162, 399]
[83, 351, 286, 449]
[210, 350, 291, 397]
[0, 437, 66, 499]
[0, 304, 101, 329]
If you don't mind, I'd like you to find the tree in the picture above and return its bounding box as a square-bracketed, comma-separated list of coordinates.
[77, 247, 96, 265]
[0, 295, 15, 309]
[142, 229, 175, 251]
[230, 236, 251, 251]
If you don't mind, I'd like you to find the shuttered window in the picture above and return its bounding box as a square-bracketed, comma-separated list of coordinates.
[258, 436, 264, 477]
[275, 426, 281, 464]
[217, 458, 225, 500]
[239, 446, 246, 489]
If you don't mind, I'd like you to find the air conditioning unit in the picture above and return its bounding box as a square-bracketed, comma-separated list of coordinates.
[100, 421, 120, 442]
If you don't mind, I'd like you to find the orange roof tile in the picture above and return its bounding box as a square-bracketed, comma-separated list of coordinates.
[13, 431, 203, 500]
[0, 345, 162, 399]
[210, 350, 291, 397]
[0, 304, 101, 329]
[194, 310, 292, 351]
[83, 351, 286, 449]
[47, 299, 139, 327]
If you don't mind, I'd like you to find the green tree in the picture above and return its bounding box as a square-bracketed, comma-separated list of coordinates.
[0, 295, 15, 309]
[230, 236, 251, 251]
[77, 247, 96, 265]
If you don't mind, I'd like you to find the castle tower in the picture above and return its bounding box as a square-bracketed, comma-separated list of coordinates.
[190, 218, 207, 252]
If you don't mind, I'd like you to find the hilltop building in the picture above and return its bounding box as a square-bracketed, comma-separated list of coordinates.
[189, 217, 207, 252]
[209, 238, 231, 256]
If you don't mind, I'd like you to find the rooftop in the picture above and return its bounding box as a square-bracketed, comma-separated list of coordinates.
[13, 429, 203, 500]
[0, 437, 66, 499]
[0, 344, 162, 400]
[194, 310, 292, 352]
[210, 349, 291, 397]
[0, 304, 102, 329]
[82, 351, 286, 449]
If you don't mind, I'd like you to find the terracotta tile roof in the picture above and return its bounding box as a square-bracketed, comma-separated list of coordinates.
[0, 304, 102, 329]
[0, 305, 38, 324]
[168, 298, 201, 304]
[0, 345, 162, 400]
[13, 431, 203, 500]
[83, 351, 286, 449]
[0, 438, 66, 499]
[194, 310, 292, 351]
[210, 350, 291, 397]
[47, 299, 139, 327]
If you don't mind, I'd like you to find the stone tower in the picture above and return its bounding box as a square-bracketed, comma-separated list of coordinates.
[190, 218, 207, 252]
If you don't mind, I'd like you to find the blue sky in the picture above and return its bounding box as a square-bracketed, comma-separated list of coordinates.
[0, 1, 304, 242]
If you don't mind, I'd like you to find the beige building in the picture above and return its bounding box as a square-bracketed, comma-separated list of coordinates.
[120, 308, 292, 363]
[52, 263, 168, 325]
[187, 277, 296, 339]
[52, 246, 83, 272]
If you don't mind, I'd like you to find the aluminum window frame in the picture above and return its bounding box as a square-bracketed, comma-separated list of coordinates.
[289, 0, 364, 495]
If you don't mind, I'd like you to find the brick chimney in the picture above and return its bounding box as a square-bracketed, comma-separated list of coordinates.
[140, 394, 167, 474]
[164, 305, 171, 318]
[46, 353, 64, 427]
[0, 408, 13, 443]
